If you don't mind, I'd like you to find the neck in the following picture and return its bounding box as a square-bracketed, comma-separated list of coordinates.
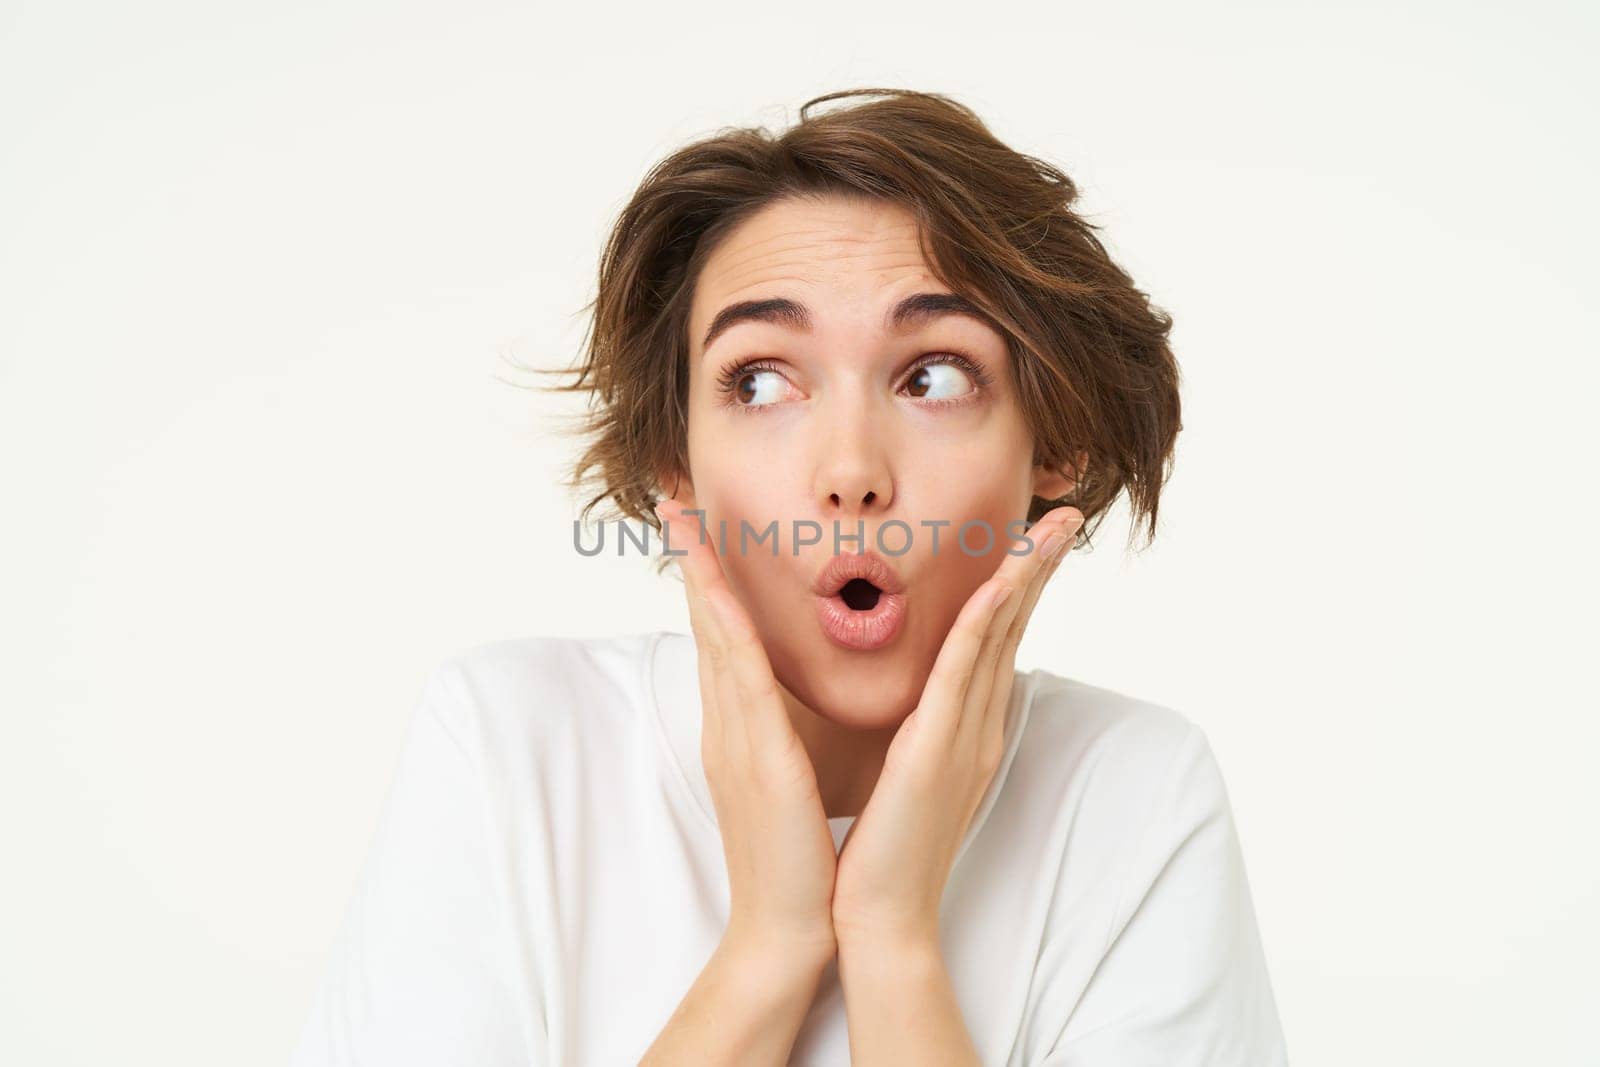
[777, 681, 899, 820]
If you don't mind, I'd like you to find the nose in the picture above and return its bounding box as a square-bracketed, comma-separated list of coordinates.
[814, 400, 894, 519]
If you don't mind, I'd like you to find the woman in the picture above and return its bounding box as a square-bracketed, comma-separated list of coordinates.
[291, 88, 1288, 1065]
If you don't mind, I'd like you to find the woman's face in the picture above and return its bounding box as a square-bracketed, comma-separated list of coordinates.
[671, 193, 1073, 730]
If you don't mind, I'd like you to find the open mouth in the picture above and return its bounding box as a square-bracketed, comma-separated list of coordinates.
[816, 580, 905, 651]
[837, 577, 882, 612]
[813, 554, 907, 651]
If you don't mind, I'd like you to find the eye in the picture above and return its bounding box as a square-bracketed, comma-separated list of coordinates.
[902, 354, 990, 402]
[716, 359, 795, 409]
[904, 362, 971, 400]
[714, 352, 994, 412]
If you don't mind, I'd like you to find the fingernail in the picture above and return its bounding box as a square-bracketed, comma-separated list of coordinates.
[988, 583, 1014, 612]
[1042, 532, 1068, 559]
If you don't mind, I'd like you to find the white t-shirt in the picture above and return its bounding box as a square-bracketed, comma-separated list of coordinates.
[290, 630, 1288, 1066]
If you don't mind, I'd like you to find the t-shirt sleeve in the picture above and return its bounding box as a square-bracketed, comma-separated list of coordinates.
[289, 662, 533, 1067]
[1040, 723, 1289, 1066]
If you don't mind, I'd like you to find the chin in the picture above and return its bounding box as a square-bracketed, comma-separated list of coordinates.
[778, 640, 924, 730]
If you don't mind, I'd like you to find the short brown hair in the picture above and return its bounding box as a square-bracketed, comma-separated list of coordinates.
[533, 88, 1182, 567]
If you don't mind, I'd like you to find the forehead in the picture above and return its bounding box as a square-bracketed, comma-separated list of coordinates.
[688, 196, 942, 342]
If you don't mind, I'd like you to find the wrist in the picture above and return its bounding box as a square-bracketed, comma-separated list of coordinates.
[721, 918, 838, 979]
[835, 923, 943, 970]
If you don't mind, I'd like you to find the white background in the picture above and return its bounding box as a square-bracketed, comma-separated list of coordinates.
[3, 1, 1595, 1063]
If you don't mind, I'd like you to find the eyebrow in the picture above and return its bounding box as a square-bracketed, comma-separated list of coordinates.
[699, 291, 1001, 355]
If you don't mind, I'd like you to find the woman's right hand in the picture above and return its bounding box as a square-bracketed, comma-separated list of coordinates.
[655, 498, 840, 966]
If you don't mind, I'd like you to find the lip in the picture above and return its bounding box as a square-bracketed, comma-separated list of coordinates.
[811, 550, 908, 652]
[810, 550, 908, 597]
[815, 590, 907, 651]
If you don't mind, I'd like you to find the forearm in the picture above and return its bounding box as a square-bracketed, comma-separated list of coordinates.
[640, 932, 833, 1067]
[837, 933, 981, 1066]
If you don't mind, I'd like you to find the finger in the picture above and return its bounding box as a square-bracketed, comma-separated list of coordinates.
[955, 507, 1080, 750]
[983, 507, 1078, 639]
[659, 499, 723, 599]
[661, 500, 770, 766]
[1003, 508, 1082, 653]
[660, 501, 747, 765]
[707, 594, 755, 767]
[685, 526, 796, 764]
[690, 601, 727, 770]
[703, 579, 794, 760]
[918, 576, 1015, 753]
[987, 507, 1081, 677]
[974, 508, 1085, 758]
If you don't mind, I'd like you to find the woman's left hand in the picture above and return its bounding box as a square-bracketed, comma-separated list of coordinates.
[830, 505, 1085, 949]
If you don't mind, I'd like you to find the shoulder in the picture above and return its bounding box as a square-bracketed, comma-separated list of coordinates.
[1017, 668, 1213, 796]
[1017, 672, 1285, 1061]
[416, 630, 671, 752]
[1008, 668, 1233, 861]
[435, 630, 663, 695]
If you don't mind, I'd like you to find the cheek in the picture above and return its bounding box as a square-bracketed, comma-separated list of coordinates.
[687, 477, 796, 550]
[906, 445, 1037, 641]
[921, 444, 1036, 557]
[682, 481, 799, 626]
[906, 406, 1036, 500]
